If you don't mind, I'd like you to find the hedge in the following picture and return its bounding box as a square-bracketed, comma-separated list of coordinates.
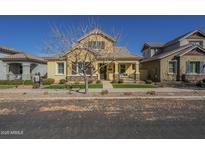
[0, 80, 32, 85]
[42, 78, 55, 85]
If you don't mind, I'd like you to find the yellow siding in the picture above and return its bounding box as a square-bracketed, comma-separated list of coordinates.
[79, 34, 114, 52]
[47, 61, 66, 83]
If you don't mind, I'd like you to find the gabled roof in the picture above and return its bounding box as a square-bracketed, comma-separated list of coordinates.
[77, 28, 116, 43]
[141, 42, 164, 51]
[0, 52, 47, 63]
[46, 46, 141, 61]
[164, 29, 205, 47]
[141, 44, 193, 63]
[176, 45, 205, 57]
[141, 29, 205, 52]
[0, 46, 19, 54]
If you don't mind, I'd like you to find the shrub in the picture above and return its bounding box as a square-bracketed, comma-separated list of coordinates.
[88, 80, 93, 84]
[118, 79, 124, 83]
[96, 80, 101, 84]
[74, 81, 80, 85]
[196, 81, 202, 87]
[0, 80, 32, 85]
[202, 78, 205, 83]
[111, 80, 118, 83]
[145, 80, 152, 84]
[59, 79, 66, 84]
[101, 89, 109, 95]
[42, 78, 55, 85]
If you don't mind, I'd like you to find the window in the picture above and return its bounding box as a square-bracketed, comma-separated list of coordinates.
[168, 61, 177, 74]
[120, 64, 126, 74]
[190, 61, 200, 74]
[189, 41, 203, 47]
[57, 62, 64, 74]
[88, 41, 105, 49]
[74, 62, 92, 75]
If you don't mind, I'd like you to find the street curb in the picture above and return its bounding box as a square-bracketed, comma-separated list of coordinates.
[0, 96, 205, 101]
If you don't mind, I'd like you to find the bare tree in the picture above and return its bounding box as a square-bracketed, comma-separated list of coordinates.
[43, 20, 122, 94]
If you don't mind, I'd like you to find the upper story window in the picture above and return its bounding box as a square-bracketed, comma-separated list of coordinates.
[189, 41, 203, 47]
[88, 41, 105, 49]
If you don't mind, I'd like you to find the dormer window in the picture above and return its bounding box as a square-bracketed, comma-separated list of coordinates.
[189, 41, 203, 47]
[88, 41, 105, 49]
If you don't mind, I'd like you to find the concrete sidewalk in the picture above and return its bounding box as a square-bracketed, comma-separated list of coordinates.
[0, 87, 205, 93]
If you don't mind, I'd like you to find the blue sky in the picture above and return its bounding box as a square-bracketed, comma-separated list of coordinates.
[0, 15, 205, 56]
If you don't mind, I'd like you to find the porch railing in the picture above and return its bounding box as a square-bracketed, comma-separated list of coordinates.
[7, 74, 22, 80]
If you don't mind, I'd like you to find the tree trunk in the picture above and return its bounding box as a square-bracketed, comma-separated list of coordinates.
[84, 76, 88, 94]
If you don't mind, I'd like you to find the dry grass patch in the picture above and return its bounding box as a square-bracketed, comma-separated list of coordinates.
[39, 105, 90, 112]
[146, 91, 156, 95]
[0, 108, 16, 115]
[123, 92, 133, 96]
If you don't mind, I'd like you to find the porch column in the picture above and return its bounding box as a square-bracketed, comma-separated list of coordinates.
[114, 62, 119, 81]
[95, 62, 99, 80]
[22, 63, 31, 80]
[1, 63, 8, 80]
[135, 61, 140, 81]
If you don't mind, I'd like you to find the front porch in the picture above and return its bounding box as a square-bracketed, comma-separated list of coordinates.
[5, 62, 39, 80]
[96, 61, 140, 82]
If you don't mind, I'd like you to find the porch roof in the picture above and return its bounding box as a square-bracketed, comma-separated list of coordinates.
[0, 52, 47, 63]
[0, 46, 19, 54]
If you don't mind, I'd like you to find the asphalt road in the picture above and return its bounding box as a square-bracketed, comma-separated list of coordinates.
[0, 98, 205, 139]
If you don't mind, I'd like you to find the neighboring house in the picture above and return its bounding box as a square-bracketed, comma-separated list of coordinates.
[0, 46, 47, 80]
[140, 29, 205, 82]
[46, 29, 141, 82]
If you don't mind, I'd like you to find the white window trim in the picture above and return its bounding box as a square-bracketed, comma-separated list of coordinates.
[168, 60, 177, 75]
[55, 61, 65, 75]
[187, 61, 201, 75]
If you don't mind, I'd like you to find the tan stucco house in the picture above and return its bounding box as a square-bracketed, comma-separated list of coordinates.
[46, 29, 141, 82]
[140, 29, 205, 82]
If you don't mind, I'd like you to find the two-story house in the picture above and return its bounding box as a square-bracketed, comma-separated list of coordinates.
[46, 28, 141, 82]
[141, 29, 205, 82]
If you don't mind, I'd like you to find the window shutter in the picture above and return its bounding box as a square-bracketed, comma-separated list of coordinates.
[200, 62, 204, 74]
[186, 61, 190, 74]
[175, 61, 178, 74]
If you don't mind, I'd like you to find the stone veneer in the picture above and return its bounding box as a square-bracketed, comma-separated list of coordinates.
[182, 74, 205, 82]
[66, 75, 98, 82]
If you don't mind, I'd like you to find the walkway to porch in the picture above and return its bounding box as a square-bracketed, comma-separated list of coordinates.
[102, 80, 113, 89]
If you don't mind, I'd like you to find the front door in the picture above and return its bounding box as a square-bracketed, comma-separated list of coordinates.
[100, 64, 107, 80]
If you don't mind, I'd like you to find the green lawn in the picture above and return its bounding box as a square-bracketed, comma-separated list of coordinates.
[45, 83, 103, 89]
[112, 83, 157, 88]
[0, 85, 16, 89]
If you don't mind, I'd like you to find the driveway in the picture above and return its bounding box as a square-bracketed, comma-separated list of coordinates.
[0, 98, 205, 139]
